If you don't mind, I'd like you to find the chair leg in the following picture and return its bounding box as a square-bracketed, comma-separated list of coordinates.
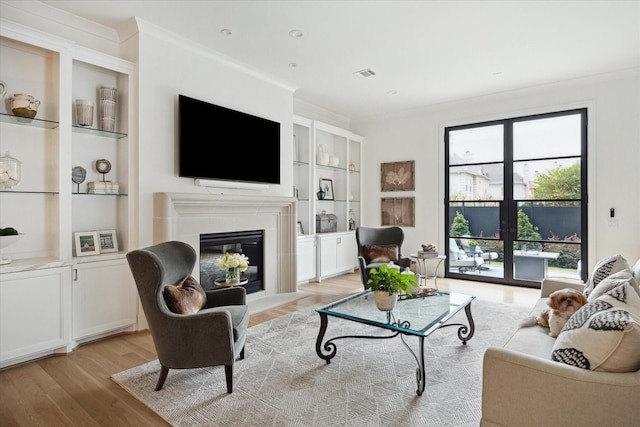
[224, 365, 233, 393]
[239, 346, 245, 360]
[155, 365, 169, 391]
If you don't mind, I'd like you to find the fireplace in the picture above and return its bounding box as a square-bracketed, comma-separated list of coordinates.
[200, 230, 264, 294]
[154, 192, 297, 300]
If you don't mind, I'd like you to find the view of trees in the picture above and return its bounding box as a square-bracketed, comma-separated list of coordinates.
[533, 162, 581, 205]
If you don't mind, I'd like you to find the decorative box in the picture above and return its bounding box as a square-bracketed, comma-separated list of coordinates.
[316, 212, 337, 233]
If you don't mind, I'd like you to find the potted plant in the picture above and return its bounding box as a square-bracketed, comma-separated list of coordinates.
[467, 239, 479, 252]
[367, 263, 416, 311]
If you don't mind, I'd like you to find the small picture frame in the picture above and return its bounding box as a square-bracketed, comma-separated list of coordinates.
[296, 221, 304, 235]
[97, 229, 119, 253]
[74, 231, 100, 256]
[319, 178, 334, 200]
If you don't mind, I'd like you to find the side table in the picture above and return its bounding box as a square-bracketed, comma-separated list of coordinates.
[410, 253, 446, 290]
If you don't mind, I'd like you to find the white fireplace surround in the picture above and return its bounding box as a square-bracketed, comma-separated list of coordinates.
[153, 192, 297, 301]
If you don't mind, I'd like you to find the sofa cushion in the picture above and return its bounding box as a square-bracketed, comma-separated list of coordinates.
[505, 298, 558, 359]
[583, 254, 630, 298]
[587, 269, 640, 301]
[163, 274, 207, 314]
[551, 282, 640, 372]
[363, 244, 399, 264]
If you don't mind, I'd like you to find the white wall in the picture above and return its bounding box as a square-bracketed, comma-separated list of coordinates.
[352, 70, 640, 270]
[123, 19, 296, 248]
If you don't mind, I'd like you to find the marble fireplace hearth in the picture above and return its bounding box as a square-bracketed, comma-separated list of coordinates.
[153, 192, 298, 306]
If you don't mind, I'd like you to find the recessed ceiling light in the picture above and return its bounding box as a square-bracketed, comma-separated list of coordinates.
[220, 29, 232, 36]
[289, 29, 304, 38]
[289, 62, 298, 68]
[387, 90, 398, 95]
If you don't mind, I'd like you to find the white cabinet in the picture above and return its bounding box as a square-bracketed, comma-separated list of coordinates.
[293, 115, 362, 282]
[317, 232, 356, 280]
[72, 258, 137, 341]
[0, 267, 72, 368]
[296, 235, 316, 284]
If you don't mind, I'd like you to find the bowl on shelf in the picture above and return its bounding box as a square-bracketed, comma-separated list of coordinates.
[0, 233, 24, 265]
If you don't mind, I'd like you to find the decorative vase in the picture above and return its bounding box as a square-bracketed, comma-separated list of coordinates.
[0, 152, 22, 190]
[373, 290, 398, 311]
[10, 94, 40, 119]
[225, 267, 240, 284]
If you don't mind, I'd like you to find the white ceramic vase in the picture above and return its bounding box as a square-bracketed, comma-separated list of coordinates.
[373, 290, 398, 311]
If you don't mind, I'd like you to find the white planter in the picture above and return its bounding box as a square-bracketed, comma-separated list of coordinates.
[373, 290, 398, 311]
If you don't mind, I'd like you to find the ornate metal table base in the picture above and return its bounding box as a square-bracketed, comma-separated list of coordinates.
[315, 303, 475, 396]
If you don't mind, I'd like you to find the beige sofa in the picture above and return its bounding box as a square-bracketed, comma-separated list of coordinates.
[481, 275, 640, 427]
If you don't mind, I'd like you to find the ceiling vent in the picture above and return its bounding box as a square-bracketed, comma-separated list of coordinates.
[353, 68, 376, 78]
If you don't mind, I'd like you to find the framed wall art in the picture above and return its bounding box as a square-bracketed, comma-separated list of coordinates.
[381, 160, 415, 191]
[381, 197, 415, 227]
[74, 231, 100, 256]
[97, 229, 119, 253]
[319, 178, 334, 200]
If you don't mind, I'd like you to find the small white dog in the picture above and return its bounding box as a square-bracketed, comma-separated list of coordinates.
[536, 288, 588, 337]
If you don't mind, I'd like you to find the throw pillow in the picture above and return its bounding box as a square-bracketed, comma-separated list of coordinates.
[363, 244, 399, 264]
[587, 269, 640, 301]
[163, 274, 207, 315]
[631, 258, 640, 281]
[551, 282, 640, 372]
[583, 254, 630, 298]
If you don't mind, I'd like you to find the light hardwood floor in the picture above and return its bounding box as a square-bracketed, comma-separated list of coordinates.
[0, 272, 539, 426]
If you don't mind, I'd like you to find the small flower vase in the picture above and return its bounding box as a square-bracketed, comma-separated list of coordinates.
[225, 267, 240, 284]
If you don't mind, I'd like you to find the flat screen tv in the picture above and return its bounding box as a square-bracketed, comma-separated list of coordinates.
[179, 95, 281, 185]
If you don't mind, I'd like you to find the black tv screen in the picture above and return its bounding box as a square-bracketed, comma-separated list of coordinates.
[179, 95, 281, 185]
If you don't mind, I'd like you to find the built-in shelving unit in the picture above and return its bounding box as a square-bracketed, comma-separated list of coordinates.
[293, 115, 363, 283]
[0, 20, 138, 368]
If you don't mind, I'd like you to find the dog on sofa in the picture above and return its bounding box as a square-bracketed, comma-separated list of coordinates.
[520, 288, 588, 337]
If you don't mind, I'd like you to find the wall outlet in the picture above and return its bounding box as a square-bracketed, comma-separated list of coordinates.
[608, 219, 619, 227]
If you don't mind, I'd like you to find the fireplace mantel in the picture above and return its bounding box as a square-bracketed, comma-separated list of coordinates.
[153, 192, 297, 298]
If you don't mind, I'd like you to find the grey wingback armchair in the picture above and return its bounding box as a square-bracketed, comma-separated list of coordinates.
[356, 226, 412, 289]
[126, 241, 249, 393]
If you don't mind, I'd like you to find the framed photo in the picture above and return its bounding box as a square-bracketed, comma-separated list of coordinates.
[381, 197, 415, 227]
[319, 178, 334, 200]
[74, 231, 100, 256]
[381, 160, 415, 191]
[296, 221, 304, 235]
[97, 229, 119, 253]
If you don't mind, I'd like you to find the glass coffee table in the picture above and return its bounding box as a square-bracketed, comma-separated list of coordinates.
[315, 290, 475, 396]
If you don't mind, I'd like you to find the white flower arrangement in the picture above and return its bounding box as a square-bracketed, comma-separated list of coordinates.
[216, 252, 249, 271]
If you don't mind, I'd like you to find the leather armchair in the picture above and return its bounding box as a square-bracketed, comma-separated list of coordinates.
[356, 226, 412, 289]
[126, 241, 249, 393]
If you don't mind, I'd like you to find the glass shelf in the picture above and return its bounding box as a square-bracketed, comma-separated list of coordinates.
[294, 160, 309, 166]
[0, 112, 59, 129]
[72, 125, 127, 139]
[0, 189, 58, 195]
[72, 192, 128, 196]
[316, 164, 347, 171]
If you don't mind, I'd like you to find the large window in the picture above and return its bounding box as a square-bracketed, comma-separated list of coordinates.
[445, 109, 587, 287]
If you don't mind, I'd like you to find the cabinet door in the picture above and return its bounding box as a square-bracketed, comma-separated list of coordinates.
[73, 258, 137, 340]
[319, 236, 339, 277]
[0, 267, 71, 367]
[297, 237, 316, 283]
[336, 232, 356, 272]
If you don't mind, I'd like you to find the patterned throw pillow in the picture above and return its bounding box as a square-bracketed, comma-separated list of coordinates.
[551, 282, 640, 372]
[587, 269, 640, 301]
[583, 254, 630, 298]
[163, 274, 207, 314]
[363, 244, 399, 264]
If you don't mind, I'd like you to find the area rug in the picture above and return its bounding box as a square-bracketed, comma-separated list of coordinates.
[112, 298, 531, 426]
